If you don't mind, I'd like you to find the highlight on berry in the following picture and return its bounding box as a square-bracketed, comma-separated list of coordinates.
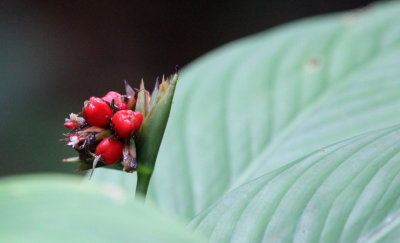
[62, 70, 178, 178]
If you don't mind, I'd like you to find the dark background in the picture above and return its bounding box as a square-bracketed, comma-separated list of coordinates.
[0, 0, 377, 177]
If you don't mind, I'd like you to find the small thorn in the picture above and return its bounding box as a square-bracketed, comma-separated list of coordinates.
[89, 155, 101, 179]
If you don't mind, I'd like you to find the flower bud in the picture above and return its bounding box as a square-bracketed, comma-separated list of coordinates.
[134, 71, 178, 194]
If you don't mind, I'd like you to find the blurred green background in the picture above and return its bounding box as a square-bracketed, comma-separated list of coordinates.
[0, 0, 375, 177]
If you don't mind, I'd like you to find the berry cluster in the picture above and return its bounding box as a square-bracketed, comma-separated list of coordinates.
[63, 86, 142, 176]
[63, 69, 179, 182]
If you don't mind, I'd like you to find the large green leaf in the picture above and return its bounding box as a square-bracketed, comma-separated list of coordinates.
[89, 1, 400, 222]
[189, 125, 400, 242]
[146, 1, 400, 220]
[0, 175, 205, 243]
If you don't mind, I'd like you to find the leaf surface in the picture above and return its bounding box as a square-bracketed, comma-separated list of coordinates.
[189, 125, 400, 242]
[147, 1, 400, 220]
[0, 175, 204, 243]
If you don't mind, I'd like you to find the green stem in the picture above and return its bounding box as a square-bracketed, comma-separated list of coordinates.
[135, 166, 153, 197]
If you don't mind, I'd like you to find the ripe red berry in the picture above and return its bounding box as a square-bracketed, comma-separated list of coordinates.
[102, 91, 127, 110]
[115, 102, 128, 110]
[112, 110, 143, 138]
[94, 137, 123, 164]
[102, 91, 121, 103]
[82, 97, 113, 127]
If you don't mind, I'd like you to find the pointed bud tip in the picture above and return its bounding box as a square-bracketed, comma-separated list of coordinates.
[154, 77, 160, 91]
[125, 80, 135, 96]
[140, 79, 145, 90]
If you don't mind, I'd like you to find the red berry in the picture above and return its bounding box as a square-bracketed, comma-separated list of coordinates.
[115, 102, 128, 110]
[82, 97, 113, 127]
[112, 110, 143, 138]
[94, 137, 123, 164]
[102, 91, 128, 110]
[64, 121, 75, 129]
[102, 91, 121, 103]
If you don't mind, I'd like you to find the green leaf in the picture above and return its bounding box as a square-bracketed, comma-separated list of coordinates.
[88, 1, 400, 223]
[189, 125, 400, 242]
[146, 1, 400, 220]
[0, 175, 205, 243]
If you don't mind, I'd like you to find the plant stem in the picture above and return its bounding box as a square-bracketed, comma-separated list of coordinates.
[135, 166, 153, 197]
